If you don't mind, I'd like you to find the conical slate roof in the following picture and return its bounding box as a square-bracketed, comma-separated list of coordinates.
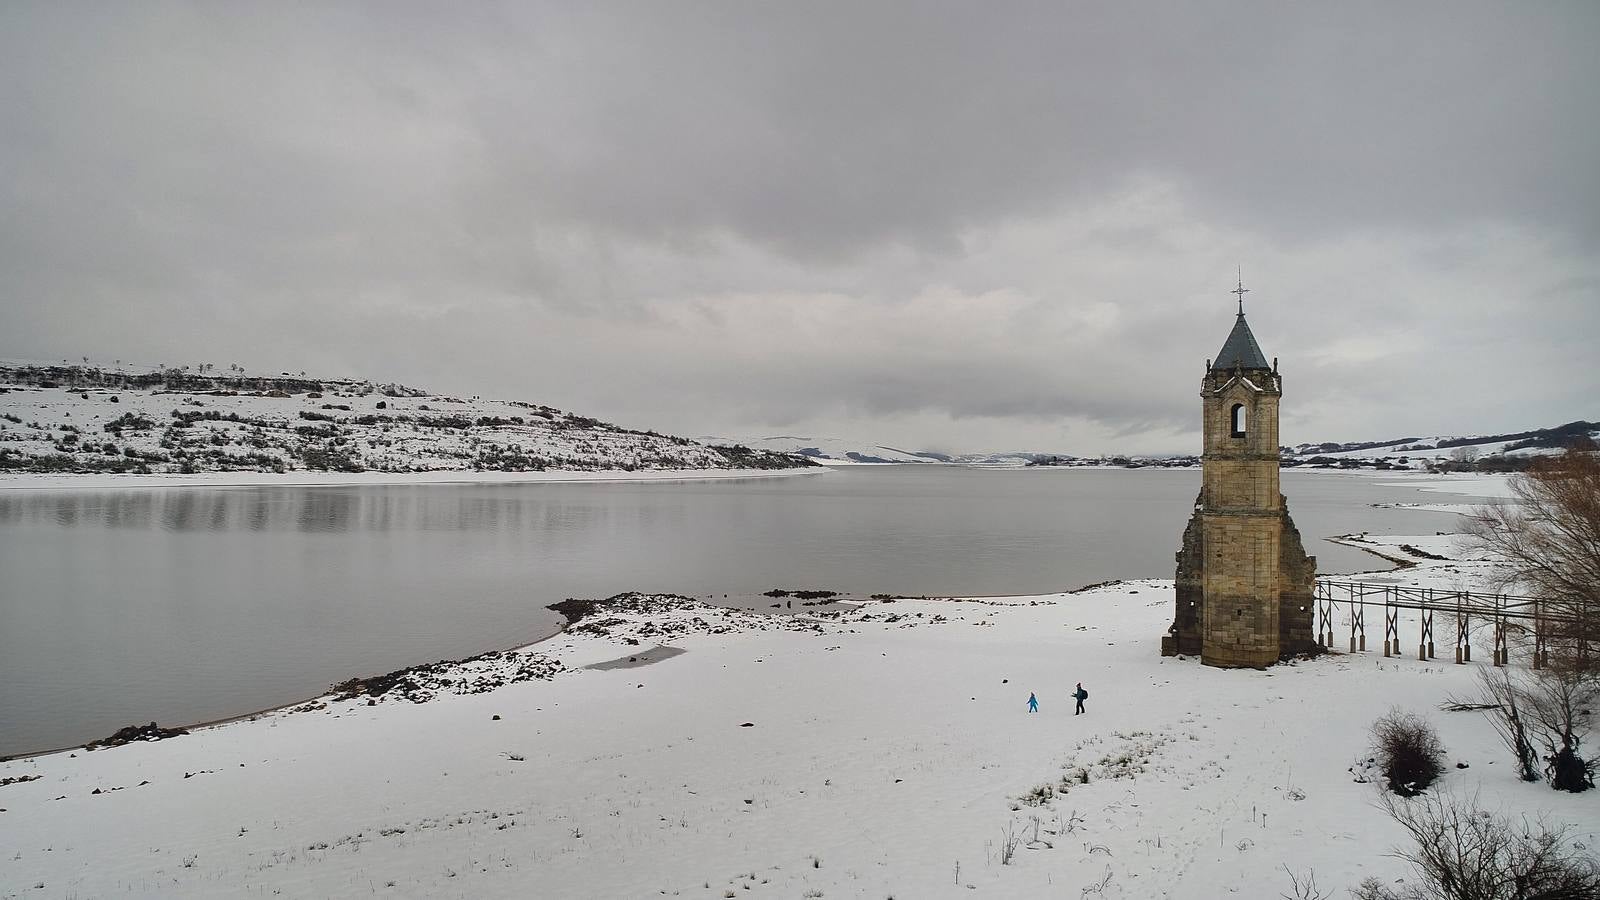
[1212, 313, 1270, 370]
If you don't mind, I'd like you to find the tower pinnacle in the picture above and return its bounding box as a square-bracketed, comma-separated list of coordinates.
[1231, 266, 1249, 315]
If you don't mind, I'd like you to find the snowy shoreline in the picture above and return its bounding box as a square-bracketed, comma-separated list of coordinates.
[4, 528, 1595, 898]
[0, 466, 829, 492]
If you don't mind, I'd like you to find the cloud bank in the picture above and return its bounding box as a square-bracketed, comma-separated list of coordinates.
[2, 2, 1596, 452]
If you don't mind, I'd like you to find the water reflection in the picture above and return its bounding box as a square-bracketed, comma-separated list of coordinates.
[4, 487, 643, 536]
[0, 468, 1481, 757]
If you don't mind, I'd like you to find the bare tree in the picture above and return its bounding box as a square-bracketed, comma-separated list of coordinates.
[1521, 666, 1596, 793]
[1354, 790, 1600, 899]
[1464, 445, 1600, 673]
[1474, 668, 1540, 783]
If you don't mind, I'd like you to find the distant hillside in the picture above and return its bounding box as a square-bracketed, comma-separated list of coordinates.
[0, 362, 814, 476]
[1281, 420, 1599, 471]
[727, 420, 1597, 473]
[722, 435, 1081, 467]
[724, 435, 934, 465]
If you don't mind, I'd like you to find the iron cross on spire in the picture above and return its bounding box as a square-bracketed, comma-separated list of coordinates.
[1231, 266, 1250, 315]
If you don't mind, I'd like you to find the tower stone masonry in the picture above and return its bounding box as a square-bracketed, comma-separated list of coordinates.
[1162, 285, 1317, 667]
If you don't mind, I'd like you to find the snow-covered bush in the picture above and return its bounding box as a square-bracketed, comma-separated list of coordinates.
[1370, 709, 1445, 797]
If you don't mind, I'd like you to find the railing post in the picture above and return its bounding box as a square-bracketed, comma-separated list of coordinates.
[1531, 600, 1546, 670]
[1494, 612, 1507, 667]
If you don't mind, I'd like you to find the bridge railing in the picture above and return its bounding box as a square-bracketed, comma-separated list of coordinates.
[1313, 579, 1591, 669]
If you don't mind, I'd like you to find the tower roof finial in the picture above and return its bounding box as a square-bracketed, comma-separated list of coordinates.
[1211, 269, 1270, 370]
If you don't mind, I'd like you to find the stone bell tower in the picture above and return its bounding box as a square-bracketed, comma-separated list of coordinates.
[1162, 276, 1316, 667]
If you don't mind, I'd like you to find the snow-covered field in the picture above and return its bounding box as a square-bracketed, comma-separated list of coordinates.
[2, 525, 1594, 898]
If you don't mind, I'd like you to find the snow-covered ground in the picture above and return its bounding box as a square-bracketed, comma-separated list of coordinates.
[1377, 473, 1517, 499]
[2, 524, 1594, 898]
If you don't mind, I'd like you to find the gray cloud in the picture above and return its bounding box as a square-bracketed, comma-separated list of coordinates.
[1, 2, 1596, 453]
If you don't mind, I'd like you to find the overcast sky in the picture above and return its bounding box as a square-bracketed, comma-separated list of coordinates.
[2, 3, 1596, 454]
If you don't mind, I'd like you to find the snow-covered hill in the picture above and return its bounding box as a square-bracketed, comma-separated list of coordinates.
[714, 435, 1066, 467]
[0, 362, 813, 476]
[726, 421, 1597, 472]
[1283, 422, 1598, 469]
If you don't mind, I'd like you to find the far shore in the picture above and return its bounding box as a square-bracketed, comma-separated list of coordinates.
[0, 465, 829, 492]
[0, 461, 1512, 496]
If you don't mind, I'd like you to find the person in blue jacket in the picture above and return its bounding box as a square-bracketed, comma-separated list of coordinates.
[1027, 692, 1039, 713]
[1073, 682, 1088, 715]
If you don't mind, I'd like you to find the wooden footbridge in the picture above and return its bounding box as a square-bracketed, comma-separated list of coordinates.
[1313, 580, 1592, 669]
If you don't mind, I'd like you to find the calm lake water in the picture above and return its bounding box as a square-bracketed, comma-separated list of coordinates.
[0, 466, 1479, 757]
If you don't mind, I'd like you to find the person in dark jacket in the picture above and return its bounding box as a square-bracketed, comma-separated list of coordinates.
[1073, 682, 1087, 715]
[1027, 692, 1039, 713]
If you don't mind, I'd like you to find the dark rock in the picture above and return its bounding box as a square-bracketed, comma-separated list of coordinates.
[85, 721, 188, 750]
[546, 596, 604, 624]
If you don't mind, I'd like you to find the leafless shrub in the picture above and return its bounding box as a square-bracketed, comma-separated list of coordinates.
[1371, 708, 1446, 796]
[1278, 865, 1328, 900]
[999, 821, 1021, 865]
[1358, 790, 1600, 900]
[1080, 866, 1114, 896]
[1350, 876, 1396, 900]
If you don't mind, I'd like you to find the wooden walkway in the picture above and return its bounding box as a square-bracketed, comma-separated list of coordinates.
[1313, 580, 1591, 668]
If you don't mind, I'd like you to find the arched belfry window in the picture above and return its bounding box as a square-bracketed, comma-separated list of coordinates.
[1230, 403, 1247, 438]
